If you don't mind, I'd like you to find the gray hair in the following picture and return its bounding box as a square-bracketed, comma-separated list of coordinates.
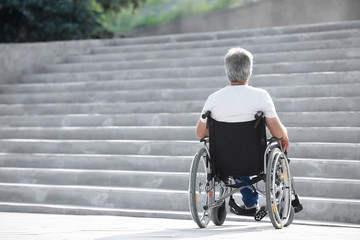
[224, 48, 253, 82]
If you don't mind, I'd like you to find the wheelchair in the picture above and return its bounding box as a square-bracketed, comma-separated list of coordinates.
[188, 111, 303, 229]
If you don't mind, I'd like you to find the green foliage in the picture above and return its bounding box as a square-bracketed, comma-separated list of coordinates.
[102, 0, 242, 33]
[0, 0, 239, 42]
[0, 0, 144, 43]
[95, 0, 145, 12]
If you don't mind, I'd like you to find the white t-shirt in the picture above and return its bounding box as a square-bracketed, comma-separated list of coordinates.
[200, 85, 278, 123]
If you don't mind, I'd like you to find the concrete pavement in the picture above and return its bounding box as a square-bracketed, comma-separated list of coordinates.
[0, 213, 359, 240]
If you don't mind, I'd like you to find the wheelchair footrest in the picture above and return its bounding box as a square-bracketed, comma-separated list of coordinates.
[254, 206, 267, 221]
[292, 200, 303, 213]
[292, 195, 303, 213]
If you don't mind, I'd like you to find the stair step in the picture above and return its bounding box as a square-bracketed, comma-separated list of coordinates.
[296, 197, 360, 224]
[0, 112, 359, 128]
[0, 140, 359, 160]
[290, 142, 360, 160]
[0, 168, 358, 199]
[44, 48, 360, 73]
[0, 153, 358, 179]
[0, 202, 191, 219]
[291, 158, 360, 179]
[0, 184, 359, 224]
[0, 100, 204, 115]
[21, 59, 360, 83]
[279, 112, 360, 127]
[0, 153, 192, 172]
[265, 84, 360, 98]
[1, 97, 359, 115]
[0, 197, 359, 224]
[1, 84, 359, 105]
[0, 127, 358, 143]
[0, 126, 196, 140]
[0, 168, 189, 190]
[0, 139, 202, 156]
[276, 97, 360, 112]
[0, 183, 189, 212]
[0, 113, 199, 127]
[287, 127, 360, 143]
[0, 88, 214, 105]
[68, 37, 360, 63]
[294, 177, 360, 199]
[3, 71, 360, 94]
[91, 30, 360, 54]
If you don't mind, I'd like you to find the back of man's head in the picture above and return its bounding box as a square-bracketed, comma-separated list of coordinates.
[224, 48, 253, 83]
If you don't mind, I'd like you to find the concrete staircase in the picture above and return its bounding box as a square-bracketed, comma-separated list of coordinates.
[0, 20, 359, 224]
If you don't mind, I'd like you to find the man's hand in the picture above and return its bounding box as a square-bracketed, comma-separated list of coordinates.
[281, 136, 290, 151]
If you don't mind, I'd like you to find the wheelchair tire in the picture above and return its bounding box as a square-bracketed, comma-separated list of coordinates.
[211, 201, 227, 226]
[188, 148, 212, 228]
[266, 148, 292, 229]
[284, 206, 295, 227]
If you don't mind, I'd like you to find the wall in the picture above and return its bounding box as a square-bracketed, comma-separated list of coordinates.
[126, 0, 360, 36]
[0, 39, 110, 84]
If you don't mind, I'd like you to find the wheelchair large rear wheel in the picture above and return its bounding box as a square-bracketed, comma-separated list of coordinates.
[266, 148, 292, 229]
[189, 148, 212, 228]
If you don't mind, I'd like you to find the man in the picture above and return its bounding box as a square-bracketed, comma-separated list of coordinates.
[196, 47, 289, 213]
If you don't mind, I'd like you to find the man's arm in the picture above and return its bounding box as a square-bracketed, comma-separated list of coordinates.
[266, 117, 290, 150]
[196, 120, 209, 139]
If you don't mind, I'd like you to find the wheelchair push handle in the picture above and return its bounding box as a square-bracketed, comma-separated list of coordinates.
[254, 111, 265, 120]
[202, 111, 211, 120]
[254, 111, 265, 129]
[202, 111, 212, 129]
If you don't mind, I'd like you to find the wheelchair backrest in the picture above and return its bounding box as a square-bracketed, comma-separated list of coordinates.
[207, 112, 267, 179]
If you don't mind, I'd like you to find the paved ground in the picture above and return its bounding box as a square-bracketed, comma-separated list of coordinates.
[0, 212, 359, 240]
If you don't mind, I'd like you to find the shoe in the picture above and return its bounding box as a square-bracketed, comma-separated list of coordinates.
[229, 198, 259, 217]
[244, 203, 260, 211]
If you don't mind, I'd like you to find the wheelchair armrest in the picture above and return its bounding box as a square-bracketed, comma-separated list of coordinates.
[268, 137, 283, 144]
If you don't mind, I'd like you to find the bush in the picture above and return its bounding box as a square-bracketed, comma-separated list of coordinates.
[103, 0, 242, 33]
[0, 0, 143, 43]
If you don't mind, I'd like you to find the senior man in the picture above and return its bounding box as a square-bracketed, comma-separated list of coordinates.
[196, 47, 289, 215]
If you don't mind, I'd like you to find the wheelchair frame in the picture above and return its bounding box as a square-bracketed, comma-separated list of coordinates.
[188, 112, 298, 229]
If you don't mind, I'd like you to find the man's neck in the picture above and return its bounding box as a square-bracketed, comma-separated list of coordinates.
[230, 81, 248, 86]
